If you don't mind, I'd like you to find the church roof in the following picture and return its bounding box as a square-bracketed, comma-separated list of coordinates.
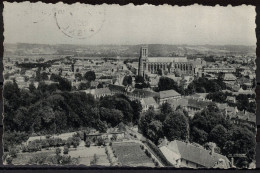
[147, 57, 188, 63]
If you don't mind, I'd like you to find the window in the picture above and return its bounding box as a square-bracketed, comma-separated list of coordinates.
[186, 160, 188, 165]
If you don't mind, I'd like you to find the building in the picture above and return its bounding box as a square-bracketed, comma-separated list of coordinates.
[84, 88, 112, 99]
[230, 111, 256, 128]
[159, 90, 181, 104]
[137, 46, 198, 77]
[203, 67, 236, 74]
[108, 84, 159, 100]
[159, 140, 231, 168]
[140, 97, 159, 111]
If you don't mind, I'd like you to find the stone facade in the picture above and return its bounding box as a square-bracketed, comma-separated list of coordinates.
[138, 46, 195, 77]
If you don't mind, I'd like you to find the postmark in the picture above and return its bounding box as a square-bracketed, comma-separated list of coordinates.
[54, 5, 106, 39]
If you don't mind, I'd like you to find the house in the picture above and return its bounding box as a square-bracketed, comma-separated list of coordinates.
[159, 140, 231, 168]
[223, 73, 236, 81]
[108, 84, 158, 100]
[230, 111, 256, 128]
[87, 88, 112, 99]
[226, 96, 236, 103]
[159, 90, 181, 104]
[140, 97, 159, 111]
[186, 98, 211, 117]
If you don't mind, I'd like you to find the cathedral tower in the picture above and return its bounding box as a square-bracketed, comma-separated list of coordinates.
[138, 45, 148, 77]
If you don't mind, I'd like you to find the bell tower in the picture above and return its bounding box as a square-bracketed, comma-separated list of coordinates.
[138, 45, 148, 77]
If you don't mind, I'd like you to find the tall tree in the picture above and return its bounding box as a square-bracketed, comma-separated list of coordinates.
[84, 71, 96, 82]
[163, 110, 189, 141]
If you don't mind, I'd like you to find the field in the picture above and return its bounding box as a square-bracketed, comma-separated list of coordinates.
[10, 141, 110, 166]
[11, 149, 56, 165]
[69, 143, 110, 166]
[112, 142, 155, 167]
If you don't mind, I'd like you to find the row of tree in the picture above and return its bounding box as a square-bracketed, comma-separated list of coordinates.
[4, 80, 142, 151]
[206, 91, 256, 113]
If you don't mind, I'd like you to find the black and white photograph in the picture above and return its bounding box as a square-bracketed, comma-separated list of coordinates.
[2, 2, 257, 168]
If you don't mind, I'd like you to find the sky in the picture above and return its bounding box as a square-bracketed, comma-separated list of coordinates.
[3, 2, 256, 45]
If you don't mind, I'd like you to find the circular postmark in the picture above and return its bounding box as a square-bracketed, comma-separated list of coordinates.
[54, 5, 106, 39]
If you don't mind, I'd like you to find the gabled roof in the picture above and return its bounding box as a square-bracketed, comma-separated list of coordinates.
[141, 97, 158, 106]
[187, 98, 211, 109]
[165, 140, 231, 168]
[159, 90, 181, 99]
[94, 88, 111, 95]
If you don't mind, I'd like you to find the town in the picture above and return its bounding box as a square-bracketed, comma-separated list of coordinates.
[3, 43, 256, 168]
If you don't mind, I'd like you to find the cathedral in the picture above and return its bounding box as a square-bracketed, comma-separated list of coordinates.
[138, 46, 196, 77]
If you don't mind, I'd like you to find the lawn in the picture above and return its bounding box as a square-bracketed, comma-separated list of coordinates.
[68, 144, 110, 166]
[11, 149, 56, 165]
[112, 142, 155, 167]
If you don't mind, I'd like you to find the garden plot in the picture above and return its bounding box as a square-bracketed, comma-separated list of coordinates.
[68, 145, 110, 166]
[112, 142, 155, 167]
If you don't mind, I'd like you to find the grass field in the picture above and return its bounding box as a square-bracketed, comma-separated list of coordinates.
[112, 142, 155, 167]
[11, 149, 56, 165]
[68, 144, 110, 166]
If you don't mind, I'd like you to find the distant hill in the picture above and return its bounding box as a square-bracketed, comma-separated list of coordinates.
[4, 43, 255, 57]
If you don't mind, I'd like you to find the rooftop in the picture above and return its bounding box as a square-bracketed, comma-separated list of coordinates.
[163, 140, 231, 168]
[159, 90, 181, 99]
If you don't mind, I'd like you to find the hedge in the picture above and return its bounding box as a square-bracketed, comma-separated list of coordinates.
[144, 139, 173, 167]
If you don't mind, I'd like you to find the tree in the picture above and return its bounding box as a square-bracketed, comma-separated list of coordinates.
[58, 78, 72, 91]
[75, 73, 83, 81]
[78, 82, 90, 90]
[90, 154, 99, 165]
[131, 100, 142, 125]
[41, 72, 49, 80]
[223, 126, 256, 157]
[163, 111, 189, 141]
[147, 120, 163, 145]
[97, 83, 104, 88]
[85, 138, 91, 147]
[139, 109, 157, 136]
[99, 107, 123, 127]
[190, 126, 208, 144]
[160, 102, 173, 115]
[158, 77, 179, 92]
[84, 71, 96, 82]
[209, 124, 228, 149]
[122, 75, 133, 86]
[63, 146, 69, 154]
[29, 82, 36, 93]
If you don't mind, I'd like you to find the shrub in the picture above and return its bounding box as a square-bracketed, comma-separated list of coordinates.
[145, 149, 151, 157]
[63, 146, 69, 154]
[66, 137, 73, 148]
[28, 153, 48, 164]
[109, 142, 112, 146]
[71, 136, 81, 148]
[85, 138, 91, 147]
[9, 148, 18, 158]
[6, 156, 13, 164]
[145, 139, 173, 166]
[27, 141, 42, 152]
[140, 145, 144, 150]
[96, 137, 105, 146]
[56, 148, 61, 156]
[90, 154, 99, 165]
[60, 155, 72, 165]
[155, 161, 159, 167]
